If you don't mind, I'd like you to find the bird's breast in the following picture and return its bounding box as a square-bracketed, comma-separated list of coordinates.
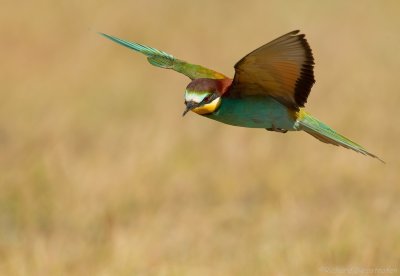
[203, 96, 298, 130]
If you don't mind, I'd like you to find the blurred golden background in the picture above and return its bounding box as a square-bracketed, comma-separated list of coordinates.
[1, 0, 399, 275]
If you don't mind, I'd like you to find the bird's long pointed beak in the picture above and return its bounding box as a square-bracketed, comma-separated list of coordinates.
[182, 107, 191, 117]
[182, 102, 197, 117]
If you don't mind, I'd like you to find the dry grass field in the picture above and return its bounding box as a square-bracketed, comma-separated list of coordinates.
[1, 0, 399, 275]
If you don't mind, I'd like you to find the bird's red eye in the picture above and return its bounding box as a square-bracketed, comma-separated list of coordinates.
[203, 95, 212, 103]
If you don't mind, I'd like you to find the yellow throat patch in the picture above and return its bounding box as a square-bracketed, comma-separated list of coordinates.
[192, 97, 221, 115]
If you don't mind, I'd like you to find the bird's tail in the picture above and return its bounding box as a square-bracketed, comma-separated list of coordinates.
[298, 112, 384, 163]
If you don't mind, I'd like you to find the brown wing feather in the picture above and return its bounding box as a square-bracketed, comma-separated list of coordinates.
[228, 30, 315, 109]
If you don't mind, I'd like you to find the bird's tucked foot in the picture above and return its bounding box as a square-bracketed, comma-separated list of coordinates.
[266, 124, 288, 133]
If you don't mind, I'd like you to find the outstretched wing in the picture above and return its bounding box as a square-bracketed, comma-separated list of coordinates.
[228, 30, 315, 110]
[100, 33, 226, 80]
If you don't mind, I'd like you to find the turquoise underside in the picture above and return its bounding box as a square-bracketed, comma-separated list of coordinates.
[204, 96, 299, 131]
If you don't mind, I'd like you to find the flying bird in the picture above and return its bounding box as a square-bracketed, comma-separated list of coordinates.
[100, 30, 383, 162]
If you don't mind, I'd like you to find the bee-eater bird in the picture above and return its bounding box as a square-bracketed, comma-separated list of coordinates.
[100, 30, 383, 162]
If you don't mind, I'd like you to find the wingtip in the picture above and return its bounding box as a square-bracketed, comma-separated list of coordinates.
[98, 32, 113, 40]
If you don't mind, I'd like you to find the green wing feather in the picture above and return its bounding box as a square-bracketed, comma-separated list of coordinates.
[299, 112, 384, 162]
[100, 33, 226, 80]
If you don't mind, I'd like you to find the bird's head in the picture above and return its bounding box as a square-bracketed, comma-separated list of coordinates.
[183, 78, 229, 116]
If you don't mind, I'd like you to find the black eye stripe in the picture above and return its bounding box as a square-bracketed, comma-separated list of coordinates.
[202, 94, 216, 104]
